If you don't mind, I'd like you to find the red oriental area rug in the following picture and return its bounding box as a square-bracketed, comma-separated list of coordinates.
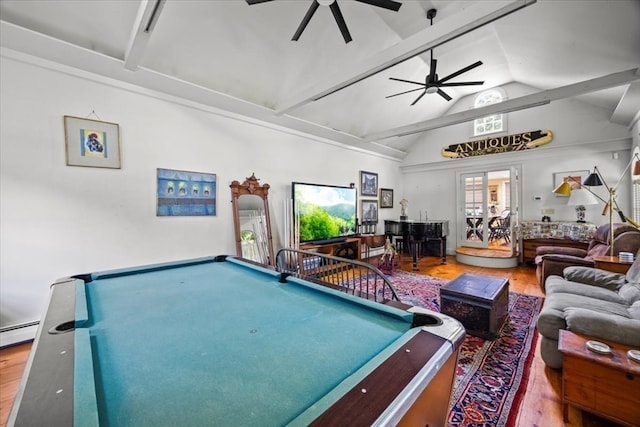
[388, 270, 543, 427]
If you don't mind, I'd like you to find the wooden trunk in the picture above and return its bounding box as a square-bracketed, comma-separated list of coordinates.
[440, 273, 509, 339]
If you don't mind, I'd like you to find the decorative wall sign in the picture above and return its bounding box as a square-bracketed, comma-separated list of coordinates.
[64, 116, 121, 168]
[157, 168, 217, 216]
[441, 130, 553, 159]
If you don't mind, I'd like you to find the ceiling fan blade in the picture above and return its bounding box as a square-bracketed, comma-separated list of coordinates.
[329, 2, 352, 43]
[438, 81, 485, 87]
[355, 0, 402, 12]
[292, 1, 320, 41]
[389, 77, 425, 86]
[411, 90, 427, 106]
[385, 87, 428, 98]
[438, 61, 483, 84]
[428, 58, 437, 84]
[437, 89, 452, 101]
[245, 0, 274, 4]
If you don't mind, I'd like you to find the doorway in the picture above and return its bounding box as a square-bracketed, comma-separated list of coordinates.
[457, 166, 520, 259]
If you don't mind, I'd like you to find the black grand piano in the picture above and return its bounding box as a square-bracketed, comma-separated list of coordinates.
[384, 220, 449, 270]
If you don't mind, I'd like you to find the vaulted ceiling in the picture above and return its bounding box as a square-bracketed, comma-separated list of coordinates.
[1, 0, 639, 160]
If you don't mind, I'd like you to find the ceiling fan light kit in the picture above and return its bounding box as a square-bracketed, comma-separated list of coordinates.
[387, 8, 485, 105]
[246, 0, 402, 43]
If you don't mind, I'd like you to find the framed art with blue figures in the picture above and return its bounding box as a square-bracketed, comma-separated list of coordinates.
[157, 168, 217, 216]
[64, 116, 121, 169]
[360, 171, 378, 197]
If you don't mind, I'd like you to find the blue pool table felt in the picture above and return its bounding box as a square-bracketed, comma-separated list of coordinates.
[73, 258, 418, 426]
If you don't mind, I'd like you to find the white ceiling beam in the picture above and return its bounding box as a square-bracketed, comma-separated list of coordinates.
[124, 0, 166, 71]
[275, 0, 536, 115]
[364, 68, 640, 141]
[611, 81, 640, 127]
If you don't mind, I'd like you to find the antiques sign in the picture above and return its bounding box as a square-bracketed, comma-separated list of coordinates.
[441, 130, 553, 159]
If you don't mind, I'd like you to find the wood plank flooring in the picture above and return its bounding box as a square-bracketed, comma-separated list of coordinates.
[0, 255, 619, 426]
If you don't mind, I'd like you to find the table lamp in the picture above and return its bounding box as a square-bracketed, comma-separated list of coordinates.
[567, 188, 598, 222]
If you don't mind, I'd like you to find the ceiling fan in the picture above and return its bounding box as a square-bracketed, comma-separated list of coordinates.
[386, 9, 484, 105]
[246, 0, 402, 43]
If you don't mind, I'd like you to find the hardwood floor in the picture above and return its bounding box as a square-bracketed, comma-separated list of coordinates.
[0, 343, 30, 426]
[0, 255, 616, 426]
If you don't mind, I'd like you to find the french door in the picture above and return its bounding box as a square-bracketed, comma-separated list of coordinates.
[457, 166, 520, 253]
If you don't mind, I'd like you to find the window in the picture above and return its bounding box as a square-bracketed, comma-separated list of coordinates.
[473, 89, 504, 137]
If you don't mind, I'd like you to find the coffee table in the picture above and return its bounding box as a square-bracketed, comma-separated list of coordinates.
[440, 273, 509, 339]
[558, 330, 640, 426]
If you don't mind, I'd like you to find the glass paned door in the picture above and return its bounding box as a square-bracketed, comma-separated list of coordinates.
[462, 173, 486, 247]
[459, 167, 519, 253]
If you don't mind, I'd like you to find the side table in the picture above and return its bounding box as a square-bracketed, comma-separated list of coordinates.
[558, 330, 640, 426]
[593, 255, 633, 274]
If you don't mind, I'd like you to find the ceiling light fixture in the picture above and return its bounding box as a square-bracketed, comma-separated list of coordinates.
[386, 9, 484, 105]
[246, 0, 402, 43]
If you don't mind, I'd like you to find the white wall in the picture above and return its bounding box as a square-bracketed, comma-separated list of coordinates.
[2, 54, 637, 341]
[398, 82, 634, 251]
[0, 54, 403, 336]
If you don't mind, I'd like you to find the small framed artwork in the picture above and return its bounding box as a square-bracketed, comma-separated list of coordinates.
[360, 171, 378, 197]
[157, 168, 217, 216]
[361, 200, 378, 223]
[64, 115, 121, 168]
[553, 170, 589, 196]
[380, 188, 393, 208]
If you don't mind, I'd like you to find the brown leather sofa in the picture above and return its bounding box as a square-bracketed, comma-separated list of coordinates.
[535, 223, 640, 290]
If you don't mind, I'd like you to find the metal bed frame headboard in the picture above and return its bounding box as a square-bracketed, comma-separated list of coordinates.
[275, 248, 400, 303]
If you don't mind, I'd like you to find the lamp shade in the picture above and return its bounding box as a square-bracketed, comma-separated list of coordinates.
[634, 160, 640, 176]
[553, 181, 572, 196]
[583, 172, 603, 187]
[568, 188, 599, 206]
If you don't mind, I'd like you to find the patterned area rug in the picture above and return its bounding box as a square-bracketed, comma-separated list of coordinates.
[388, 270, 543, 427]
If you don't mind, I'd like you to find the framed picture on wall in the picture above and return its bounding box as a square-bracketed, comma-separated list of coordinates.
[360, 171, 378, 197]
[157, 168, 217, 216]
[64, 116, 121, 168]
[361, 200, 378, 223]
[380, 188, 393, 208]
[553, 170, 589, 196]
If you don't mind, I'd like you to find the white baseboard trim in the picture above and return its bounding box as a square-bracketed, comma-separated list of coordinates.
[0, 322, 38, 348]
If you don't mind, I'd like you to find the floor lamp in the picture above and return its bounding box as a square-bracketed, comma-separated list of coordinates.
[553, 153, 640, 257]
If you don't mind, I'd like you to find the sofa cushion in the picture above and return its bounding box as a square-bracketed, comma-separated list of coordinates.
[537, 292, 632, 340]
[544, 276, 628, 304]
[619, 283, 640, 306]
[630, 301, 640, 320]
[626, 253, 640, 283]
[562, 266, 627, 290]
[565, 307, 640, 347]
[536, 245, 586, 257]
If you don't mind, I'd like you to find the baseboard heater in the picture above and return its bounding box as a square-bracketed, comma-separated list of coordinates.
[0, 321, 39, 348]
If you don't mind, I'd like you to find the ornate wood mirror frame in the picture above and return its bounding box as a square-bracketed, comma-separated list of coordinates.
[230, 173, 275, 265]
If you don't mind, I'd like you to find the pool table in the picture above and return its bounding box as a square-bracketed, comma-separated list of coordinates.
[8, 256, 464, 427]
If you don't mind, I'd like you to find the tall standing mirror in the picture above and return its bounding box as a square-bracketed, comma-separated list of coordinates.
[230, 173, 275, 266]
